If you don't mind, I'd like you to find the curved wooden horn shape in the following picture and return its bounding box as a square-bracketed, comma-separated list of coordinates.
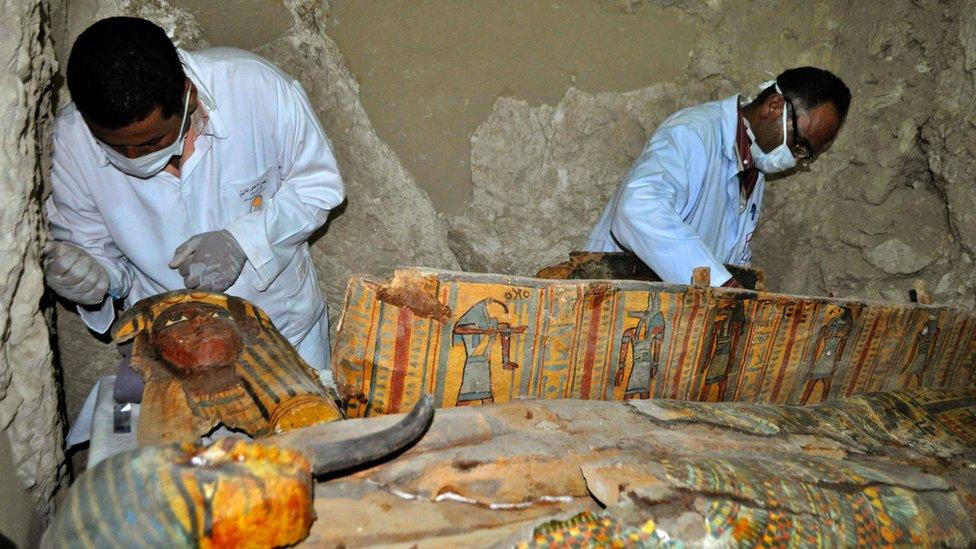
[311, 395, 435, 476]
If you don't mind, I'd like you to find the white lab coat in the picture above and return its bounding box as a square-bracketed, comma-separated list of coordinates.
[46, 48, 344, 371]
[584, 95, 764, 286]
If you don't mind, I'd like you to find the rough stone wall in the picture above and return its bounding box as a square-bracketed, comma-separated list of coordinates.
[757, 0, 976, 307]
[448, 83, 708, 273]
[452, 0, 976, 310]
[0, 430, 37, 545]
[0, 0, 64, 527]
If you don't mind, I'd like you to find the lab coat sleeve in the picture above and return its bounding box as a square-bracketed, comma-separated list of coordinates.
[610, 126, 733, 286]
[226, 76, 345, 290]
[45, 132, 134, 333]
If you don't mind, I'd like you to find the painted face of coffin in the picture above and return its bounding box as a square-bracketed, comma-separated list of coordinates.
[152, 302, 244, 378]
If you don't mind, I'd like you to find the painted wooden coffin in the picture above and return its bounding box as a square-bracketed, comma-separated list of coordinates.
[332, 268, 976, 418]
[112, 290, 343, 444]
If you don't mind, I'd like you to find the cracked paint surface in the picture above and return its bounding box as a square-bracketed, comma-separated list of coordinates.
[269, 388, 976, 547]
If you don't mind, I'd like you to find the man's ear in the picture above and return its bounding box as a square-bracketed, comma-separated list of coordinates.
[761, 93, 786, 120]
[186, 78, 198, 116]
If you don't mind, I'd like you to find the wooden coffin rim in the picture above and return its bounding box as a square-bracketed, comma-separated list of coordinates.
[344, 266, 959, 315]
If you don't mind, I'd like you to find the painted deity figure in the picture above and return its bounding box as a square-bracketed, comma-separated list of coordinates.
[453, 299, 526, 406]
[902, 315, 941, 387]
[729, 303, 777, 402]
[697, 299, 746, 402]
[615, 295, 666, 399]
[800, 306, 852, 404]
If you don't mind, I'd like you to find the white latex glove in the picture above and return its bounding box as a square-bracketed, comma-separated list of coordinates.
[169, 229, 247, 292]
[43, 241, 110, 305]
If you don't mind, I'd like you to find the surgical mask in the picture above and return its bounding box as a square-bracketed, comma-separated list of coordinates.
[99, 89, 192, 178]
[745, 82, 796, 175]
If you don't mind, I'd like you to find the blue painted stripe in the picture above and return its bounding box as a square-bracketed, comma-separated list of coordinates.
[519, 293, 538, 397]
[433, 283, 459, 405]
[419, 317, 434, 395]
[238, 350, 282, 405]
[604, 292, 630, 399]
[532, 287, 552, 397]
[364, 300, 388, 416]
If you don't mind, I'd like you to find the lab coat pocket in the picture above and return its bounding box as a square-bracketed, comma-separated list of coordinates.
[285, 246, 313, 299]
[220, 166, 281, 221]
[277, 246, 324, 341]
[245, 245, 318, 340]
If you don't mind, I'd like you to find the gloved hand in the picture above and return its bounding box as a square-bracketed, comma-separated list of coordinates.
[43, 241, 110, 305]
[169, 229, 247, 292]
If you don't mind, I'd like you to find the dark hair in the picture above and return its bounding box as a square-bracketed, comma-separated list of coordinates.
[67, 17, 186, 129]
[755, 67, 851, 124]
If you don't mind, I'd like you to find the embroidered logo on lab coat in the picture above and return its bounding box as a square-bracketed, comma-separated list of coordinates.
[237, 180, 266, 201]
[238, 180, 266, 212]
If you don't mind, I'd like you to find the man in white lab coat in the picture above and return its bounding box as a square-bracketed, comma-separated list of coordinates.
[44, 17, 344, 395]
[585, 67, 850, 288]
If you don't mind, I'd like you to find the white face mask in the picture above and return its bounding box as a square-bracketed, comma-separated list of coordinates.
[745, 83, 797, 175]
[98, 89, 192, 179]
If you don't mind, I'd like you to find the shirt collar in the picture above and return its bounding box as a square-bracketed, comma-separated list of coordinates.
[177, 49, 228, 140]
[734, 102, 755, 172]
[719, 94, 743, 164]
[93, 127, 109, 167]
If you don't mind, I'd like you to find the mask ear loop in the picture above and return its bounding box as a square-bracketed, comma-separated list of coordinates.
[756, 79, 790, 147]
[175, 87, 192, 142]
[781, 96, 790, 148]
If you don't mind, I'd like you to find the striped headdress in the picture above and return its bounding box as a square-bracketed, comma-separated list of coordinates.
[112, 290, 341, 445]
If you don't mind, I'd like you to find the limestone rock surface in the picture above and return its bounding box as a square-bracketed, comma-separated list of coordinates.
[0, 0, 64, 525]
[864, 238, 938, 275]
[449, 84, 699, 275]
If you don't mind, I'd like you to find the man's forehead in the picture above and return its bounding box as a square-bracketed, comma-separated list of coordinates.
[86, 105, 173, 145]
